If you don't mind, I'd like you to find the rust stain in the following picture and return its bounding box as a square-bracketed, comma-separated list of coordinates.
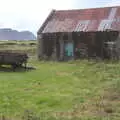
[41, 6, 120, 33]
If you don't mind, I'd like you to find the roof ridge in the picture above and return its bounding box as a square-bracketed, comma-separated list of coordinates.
[56, 5, 120, 12]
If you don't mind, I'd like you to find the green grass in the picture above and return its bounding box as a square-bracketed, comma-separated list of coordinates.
[0, 60, 120, 120]
[0, 40, 119, 120]
[0, 40, 37, 56]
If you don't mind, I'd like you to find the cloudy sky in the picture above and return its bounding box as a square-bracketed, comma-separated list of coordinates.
[0, 0, 120, 35]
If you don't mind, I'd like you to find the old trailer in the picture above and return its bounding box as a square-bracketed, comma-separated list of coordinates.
[0, 51, 28, 70]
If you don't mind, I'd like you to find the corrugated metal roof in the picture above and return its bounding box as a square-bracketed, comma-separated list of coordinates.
[38, 6, 120, 34]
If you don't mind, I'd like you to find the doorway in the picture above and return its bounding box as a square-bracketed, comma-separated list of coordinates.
[64, 42, 74, 60]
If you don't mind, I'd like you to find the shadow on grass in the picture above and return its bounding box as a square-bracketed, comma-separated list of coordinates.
[0, 66, 36, 72]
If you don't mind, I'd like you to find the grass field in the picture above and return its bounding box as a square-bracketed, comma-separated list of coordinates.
[0, 40, 120, 120]
[0, 40, 37, 56]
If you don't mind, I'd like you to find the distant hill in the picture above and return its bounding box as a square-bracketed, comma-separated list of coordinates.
[0, 28, 36, 40]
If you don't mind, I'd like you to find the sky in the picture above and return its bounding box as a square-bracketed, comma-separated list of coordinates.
[0, 0, 120, 35]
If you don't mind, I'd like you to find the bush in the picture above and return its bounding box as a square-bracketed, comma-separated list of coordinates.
[29, 43, 36, 46]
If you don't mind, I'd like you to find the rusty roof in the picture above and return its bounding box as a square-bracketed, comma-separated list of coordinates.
[38, 6, 120, 34]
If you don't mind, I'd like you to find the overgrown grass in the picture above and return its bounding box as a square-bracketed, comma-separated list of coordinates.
[0, 60, 120, 120]
[0, 40, 119, 120]
[0, 40, 37, 56]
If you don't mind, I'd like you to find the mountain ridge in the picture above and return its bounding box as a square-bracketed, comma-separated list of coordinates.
[0, 28, 36, 40]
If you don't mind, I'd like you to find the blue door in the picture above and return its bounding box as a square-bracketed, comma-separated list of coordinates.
[65, 43, 74, 57]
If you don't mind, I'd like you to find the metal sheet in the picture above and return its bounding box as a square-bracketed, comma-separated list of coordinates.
[108, 8, 117, 19]
[98, 19, 113, 31]
[40, 6, 120, 33]
[74, 20, 90, 32]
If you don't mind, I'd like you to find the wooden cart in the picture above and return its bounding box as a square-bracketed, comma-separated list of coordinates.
[0, 51, 28, 70]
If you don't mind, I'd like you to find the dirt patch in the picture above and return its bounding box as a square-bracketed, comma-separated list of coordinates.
[56, 72, 70, 76]
[103, 88, 120, 101]
[51, 88, 120, 119]
[91, 88, 120, 117]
